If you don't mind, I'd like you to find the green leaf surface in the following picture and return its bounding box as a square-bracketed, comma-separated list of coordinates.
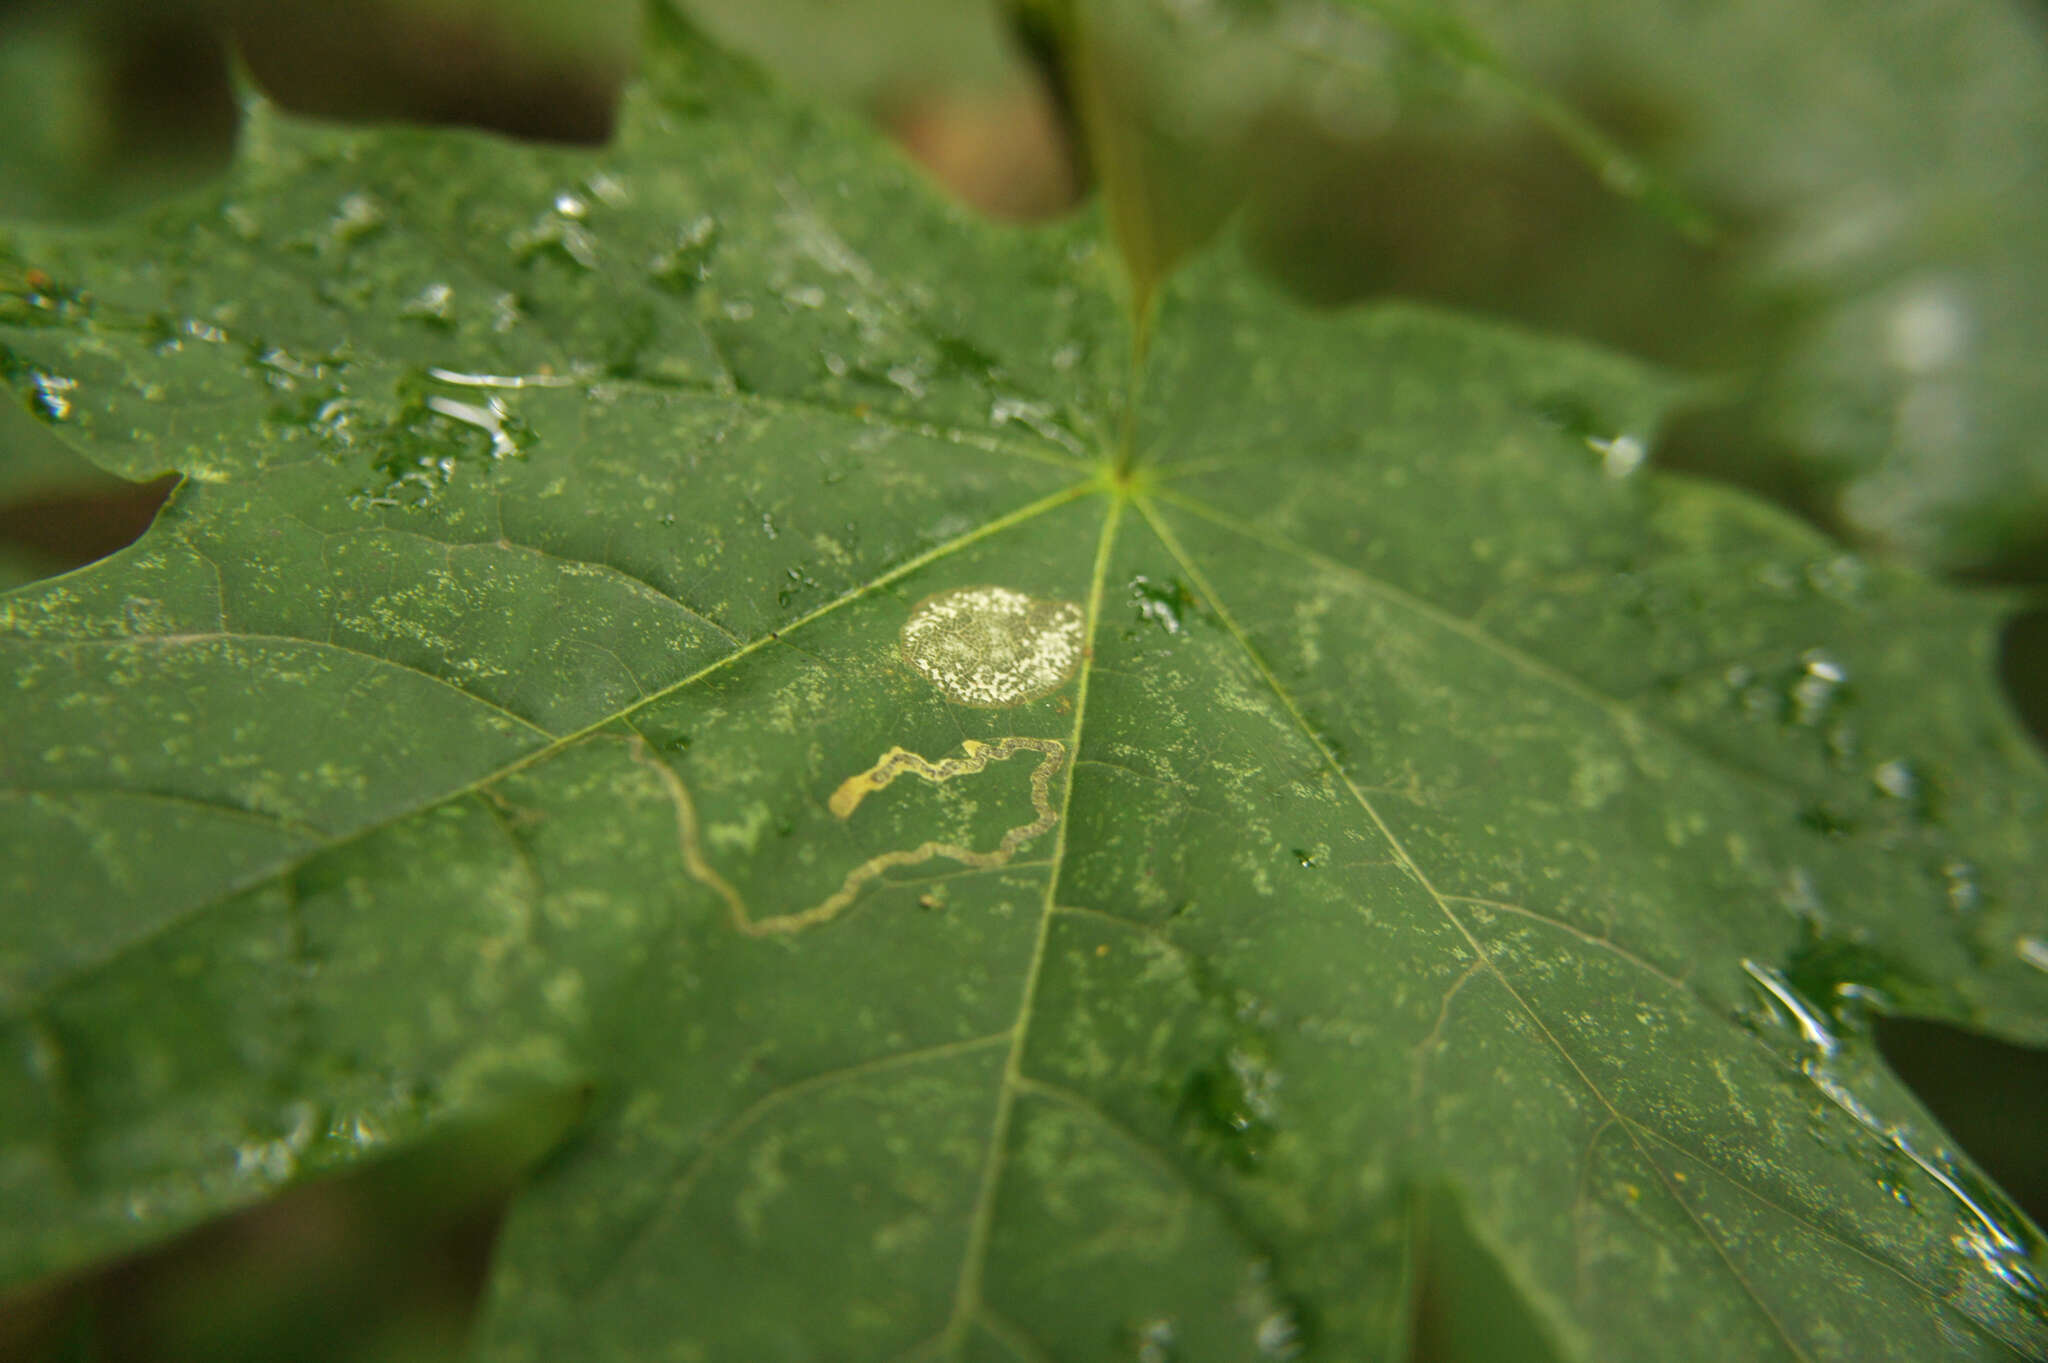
[4, 15, 2048, 1363]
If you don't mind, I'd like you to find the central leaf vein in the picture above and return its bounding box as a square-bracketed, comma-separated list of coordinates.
[942, 492, 1124, 1351]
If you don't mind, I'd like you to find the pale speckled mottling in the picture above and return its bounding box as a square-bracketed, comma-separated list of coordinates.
[899, 586, 1084, 708]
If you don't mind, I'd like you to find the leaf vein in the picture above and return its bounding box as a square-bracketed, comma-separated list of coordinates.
[585, 1029, 1015, 1300]
[942, 494, 1121, 1350]
[12, 481, 1099, 1011]
[21, 631, 557, 739]
[1154, 486, 1819, 808]
[1138, 493, 1820, 1363]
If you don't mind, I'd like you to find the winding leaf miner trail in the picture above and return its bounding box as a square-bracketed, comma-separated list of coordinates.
[629, 735, 1066, 938]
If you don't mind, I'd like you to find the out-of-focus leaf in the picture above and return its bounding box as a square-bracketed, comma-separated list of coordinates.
[677, 0, 1021, 104]
[0, 7, 236, 221]
[1422, 0, 2048, 574]
[1048, 0, 2048, 574]
[232, 0, 641, 145]
[0, 0, 641, 221]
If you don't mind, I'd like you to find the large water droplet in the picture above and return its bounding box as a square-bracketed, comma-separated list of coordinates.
[1791, 650, 1848, 726]
[1589, 432, 1647, 478]
[26, 371, 75, 421]
[401, 281, 456, 328]
[1176, 1042, 1281, 1172]
[1130, 575, 1200, 636]
[650, 215, 719, 293]
[328, 191, 388, 247]
[1255, 1309, 1303, 1359]
[424, 394, 520, 460]
[1133, 1318, 1176, 1363]
[1751, 954, 2048, 1322]
[511, 194, 598, 269]
[1742, 959, 1842, 1057]
[1872, 759, 1917, 802]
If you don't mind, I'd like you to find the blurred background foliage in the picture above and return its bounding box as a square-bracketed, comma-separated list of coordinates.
[0, 1091, 582, 1363]
[1, 0, 2045, 1358]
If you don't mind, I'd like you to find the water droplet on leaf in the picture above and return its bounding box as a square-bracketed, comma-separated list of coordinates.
[1134, 1318, 1176, 1363]
[400, 281, 456, 327]
[1872, 759, 1917, 802]
[1176, 1042, 1280, 1172]
[26, 371, 76, 421]
[1791, 651, 1849, 725]
[1255, 1308, 1304, 1359]
[328, 192, 388, 247]
[1130, 575, 1200, 636]
[1945, 862, 1981, 915]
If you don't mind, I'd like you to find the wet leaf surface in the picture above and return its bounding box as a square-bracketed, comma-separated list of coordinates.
[2, 14, 2046, 1362]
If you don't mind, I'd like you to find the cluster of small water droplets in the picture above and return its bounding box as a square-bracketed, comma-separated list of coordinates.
[351, 368, 549, 508]
[1122, 1259, 1304, 1361]
[1719, 645, 1866, 771]
[233, 1102, 321, 1184]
